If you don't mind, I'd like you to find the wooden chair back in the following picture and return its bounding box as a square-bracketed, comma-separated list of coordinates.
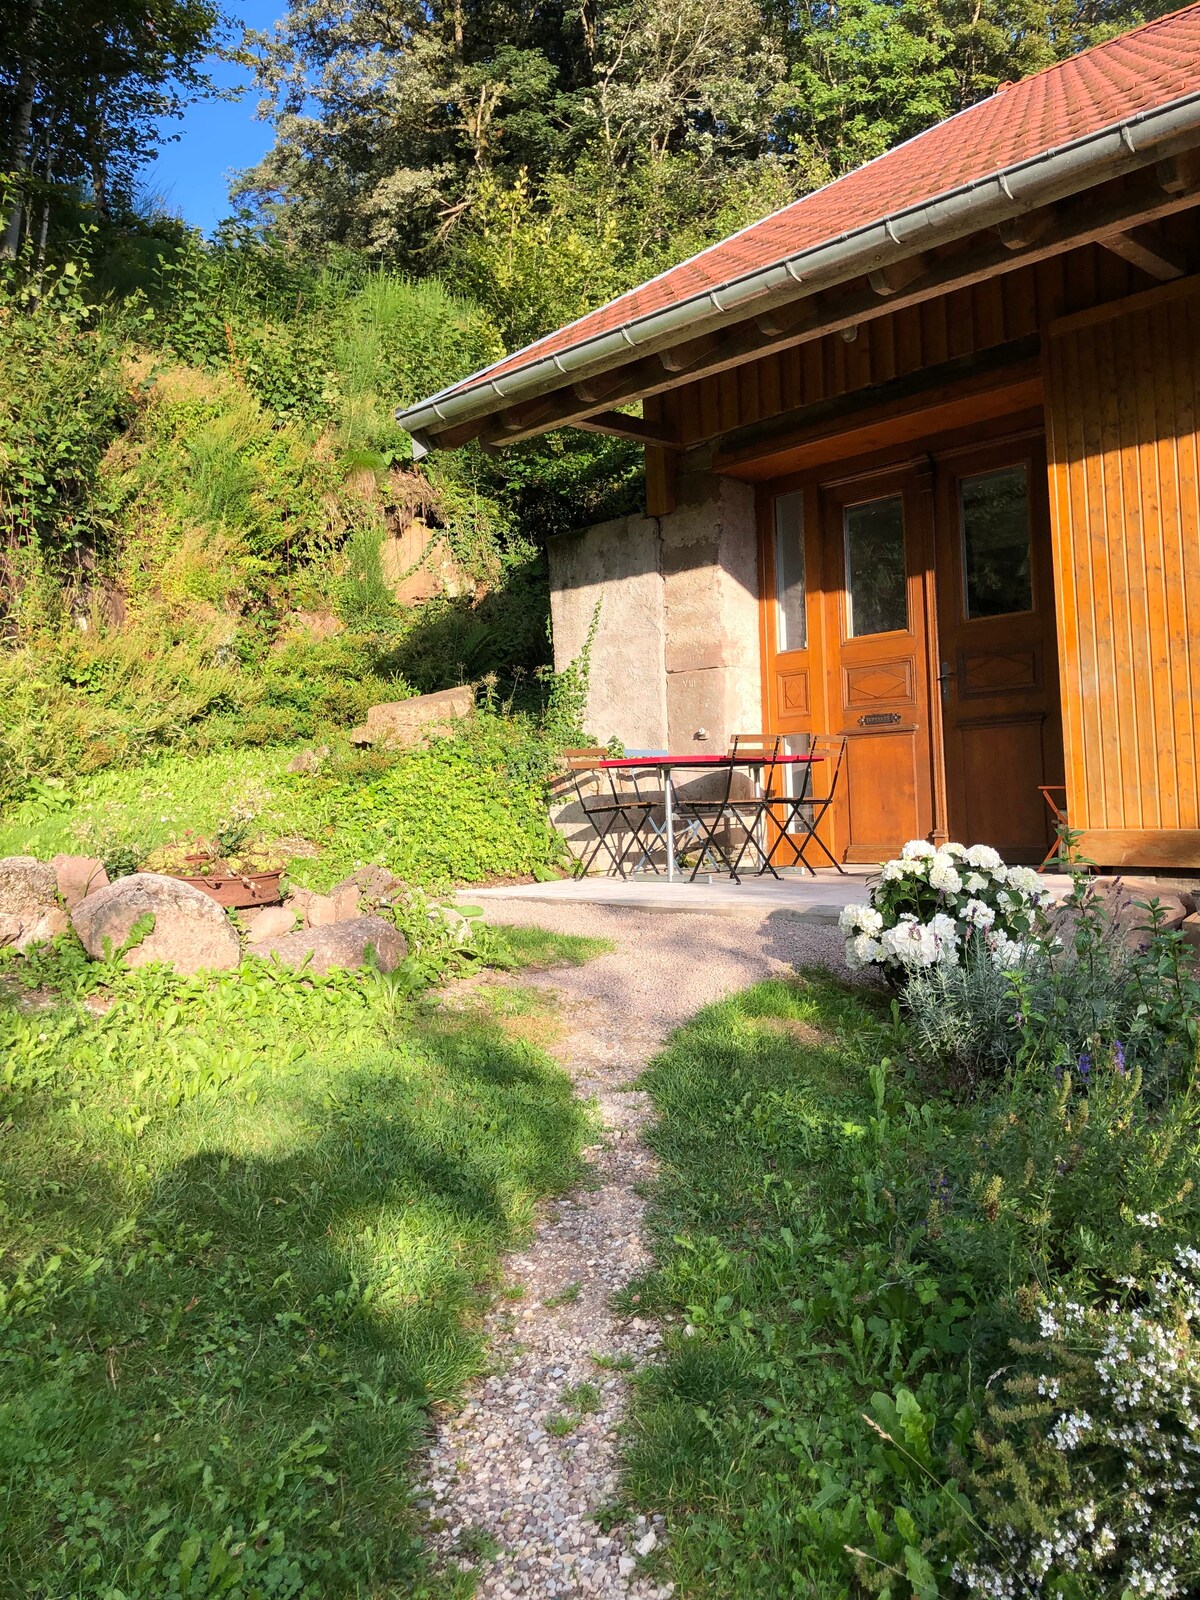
[806, 734, 847, 800]
[551, 747, 610, 805]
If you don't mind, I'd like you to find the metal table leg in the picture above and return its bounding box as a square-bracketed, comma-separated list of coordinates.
[665, 764, 676, 882]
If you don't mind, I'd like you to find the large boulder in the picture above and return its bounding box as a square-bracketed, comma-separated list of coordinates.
[0, 856, 70, 951]
[348, 686, 474, 750]
[257, 916, 407, 975]
[72, 872, 241, 974]
[52, 853, 109, 910]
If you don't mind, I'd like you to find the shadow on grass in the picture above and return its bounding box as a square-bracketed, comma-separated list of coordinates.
[0, 1001, 586, 1599]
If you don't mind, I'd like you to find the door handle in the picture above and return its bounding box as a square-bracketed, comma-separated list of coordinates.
[937, 660, 954, 704]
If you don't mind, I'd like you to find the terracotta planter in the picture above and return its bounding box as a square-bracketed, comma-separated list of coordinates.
[172, 869, 285, 909]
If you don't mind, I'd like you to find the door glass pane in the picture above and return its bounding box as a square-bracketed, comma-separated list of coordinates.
[774, 491, 807, 651]
[844, 494, 907, 637]
[961, 465, 1032, 618]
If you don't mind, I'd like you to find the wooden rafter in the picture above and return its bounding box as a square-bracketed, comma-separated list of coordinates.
[658, 332, 723, 373]
[1098, 223, 1187, 281]
[867, 255, 927, 295]
[571, 410, 679, 447]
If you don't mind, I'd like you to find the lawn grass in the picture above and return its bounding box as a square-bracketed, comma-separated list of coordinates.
[0, 939, 592, 1598]
[487, 924, 614, 970]
[622, 971, 975, 1597]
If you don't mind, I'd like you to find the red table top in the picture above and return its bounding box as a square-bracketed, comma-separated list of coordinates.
[598, 753, 821, 768]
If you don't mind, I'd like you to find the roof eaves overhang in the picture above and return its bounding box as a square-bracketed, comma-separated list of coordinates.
[396, 89, 1200, 455]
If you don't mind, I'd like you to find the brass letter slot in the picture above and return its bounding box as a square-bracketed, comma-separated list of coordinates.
[858, 712, 902, 726]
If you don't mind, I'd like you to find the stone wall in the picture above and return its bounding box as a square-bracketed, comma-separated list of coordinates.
[547, 470, 762, 756]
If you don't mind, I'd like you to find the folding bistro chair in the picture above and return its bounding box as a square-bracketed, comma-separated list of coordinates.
[758, 733, 849, 875]
[673, 738, 780, 882]
[1038, 784, 1069, 871]
[727, 733, 785, 879]
[557, 748, 660, 879]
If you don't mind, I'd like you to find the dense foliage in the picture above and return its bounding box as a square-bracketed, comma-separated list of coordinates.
[239, 0, 1173, 335]
[0, 708, 575, 891]
[625, 892, 1200, 1596]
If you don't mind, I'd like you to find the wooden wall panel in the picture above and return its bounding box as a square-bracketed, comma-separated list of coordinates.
[1045, 282, 1200, 864]
[660, 245, 1141, 447]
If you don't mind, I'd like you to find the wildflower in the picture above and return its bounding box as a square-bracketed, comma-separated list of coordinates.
[963, 898, 996, 930]
[1113, 1040, 1127, 1075]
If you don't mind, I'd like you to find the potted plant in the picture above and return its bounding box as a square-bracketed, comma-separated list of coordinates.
[144, 811, 285, 908]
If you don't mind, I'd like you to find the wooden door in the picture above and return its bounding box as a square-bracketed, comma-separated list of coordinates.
[933, 438, 1064, 861]
[819, 468, 938, 861]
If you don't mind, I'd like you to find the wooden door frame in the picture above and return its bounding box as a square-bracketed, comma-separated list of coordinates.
[756, 405, 1052, 861]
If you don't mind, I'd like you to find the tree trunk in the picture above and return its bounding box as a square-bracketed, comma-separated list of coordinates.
[35, 146, 53, 271]
[1, 8, 39, 259]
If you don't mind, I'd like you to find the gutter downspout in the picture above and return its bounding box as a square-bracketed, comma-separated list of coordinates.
[396, 90, 1200, 454]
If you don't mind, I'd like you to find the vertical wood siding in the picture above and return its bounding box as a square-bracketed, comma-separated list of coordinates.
[1045, 285, 1200, 845]
[661, 247, 1138, 446]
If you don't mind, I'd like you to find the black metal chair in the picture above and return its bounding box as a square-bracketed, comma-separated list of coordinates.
[727, 733, 786, 879]
[757, 733, 848, 875]
[556, 749, 662, 879]
[673, 735, 783, 882]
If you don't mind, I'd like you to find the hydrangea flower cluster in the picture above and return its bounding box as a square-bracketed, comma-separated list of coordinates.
[839, 840, 1053, 975]
[958, 1245, 1200, 1598]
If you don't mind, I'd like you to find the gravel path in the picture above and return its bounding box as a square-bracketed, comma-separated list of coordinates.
[418, 903, 847, 1598]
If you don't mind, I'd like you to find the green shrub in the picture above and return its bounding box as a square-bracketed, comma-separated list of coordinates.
[962, 1247, 1200, 1598]
[902, 878, 1200, 1100]
[0, 254, 127, 607]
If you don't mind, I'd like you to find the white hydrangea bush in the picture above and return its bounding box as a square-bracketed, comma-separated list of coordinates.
[839, 840, 1053, 976]
[958, 1245, 1200, 1599]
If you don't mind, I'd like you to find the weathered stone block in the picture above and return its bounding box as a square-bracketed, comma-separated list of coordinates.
[0, 856, 70, 950]
[348, 686, 475, 749]
[52, 853, 110, 910]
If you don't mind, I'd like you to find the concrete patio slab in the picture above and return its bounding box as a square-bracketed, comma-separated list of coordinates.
[458, 868, 1078, 922]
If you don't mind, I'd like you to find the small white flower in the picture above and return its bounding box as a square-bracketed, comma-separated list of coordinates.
[990, 935, 1026, 969]
[963, 898, 996, 929]
[900, 839, 937, 860]
[1005, 865, 1041, 896]
[928, 859, 963, 893]
[965, 844, 1004, 870]
[964, 872, 989, 895]
[849, 932, 883, 967]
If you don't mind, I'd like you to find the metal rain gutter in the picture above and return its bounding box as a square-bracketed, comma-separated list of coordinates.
[396, 89, 1200, 454]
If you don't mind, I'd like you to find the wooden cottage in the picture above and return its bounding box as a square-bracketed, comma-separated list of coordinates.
[397, 8, 1200, 869]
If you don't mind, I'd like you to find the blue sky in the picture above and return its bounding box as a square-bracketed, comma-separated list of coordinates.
[144, 0, 282, 234]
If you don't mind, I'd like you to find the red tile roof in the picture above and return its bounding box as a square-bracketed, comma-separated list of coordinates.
[449, 3, 1200, 398]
